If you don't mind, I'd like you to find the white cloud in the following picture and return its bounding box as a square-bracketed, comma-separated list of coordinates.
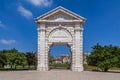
[28, 0, 52, 7]
[0, 21, 5, 28]
[0, 39, 16, 45]
[17, 5, 33, 19]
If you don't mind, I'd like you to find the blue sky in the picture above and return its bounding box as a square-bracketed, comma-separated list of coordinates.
[0, 0, 120, 56]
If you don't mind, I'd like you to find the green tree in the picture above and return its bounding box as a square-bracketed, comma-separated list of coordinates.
[87, 44, 120, 72]
[6, 52, 17, 69]
[26, 52, 37, 69]
[14, 53, 27, 68]
[0, 49, 18, 68]
[0, 52, 7, 68]
[6, 48, 27, 69]
[49, 53, 54, 65]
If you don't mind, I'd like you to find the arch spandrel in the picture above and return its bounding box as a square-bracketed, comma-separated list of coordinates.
[48, 29, 73, 43]
[36, 6, 85, 72]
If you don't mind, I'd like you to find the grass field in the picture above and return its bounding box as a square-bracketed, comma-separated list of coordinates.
[84, 64, 120, 71]
[0, 65, 36, 71]
[49, 63, 70, 70]
[0, 64, 120, 71]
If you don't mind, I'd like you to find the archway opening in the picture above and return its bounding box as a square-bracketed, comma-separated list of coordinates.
[49, 44, 72, 70]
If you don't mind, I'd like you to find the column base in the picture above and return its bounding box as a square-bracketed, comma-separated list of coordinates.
[72, 66, 83, 72]
[37, 66, 48, 71]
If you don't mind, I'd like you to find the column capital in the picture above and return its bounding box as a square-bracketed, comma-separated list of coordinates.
[37, 28, 46, 31]
[75, 23, 84, 31]
[74, 28, 83, 31]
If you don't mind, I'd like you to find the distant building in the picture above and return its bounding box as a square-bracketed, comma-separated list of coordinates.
[60, 54, 71, 63]
[53, 58, 62, 64]
[53, 52, 88, 64]
[83, 52, 89, 64]
[53, 54, 71, 64]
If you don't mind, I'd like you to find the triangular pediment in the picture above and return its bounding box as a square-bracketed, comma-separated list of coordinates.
[35, 6, 86, 21]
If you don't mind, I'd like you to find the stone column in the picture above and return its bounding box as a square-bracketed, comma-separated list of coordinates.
[73, 23, 83, 71]
[67, 43, 73, 70]
[37, 23, 48, 71]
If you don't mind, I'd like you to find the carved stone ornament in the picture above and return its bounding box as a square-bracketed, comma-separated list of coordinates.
[35, 6, 86, 72]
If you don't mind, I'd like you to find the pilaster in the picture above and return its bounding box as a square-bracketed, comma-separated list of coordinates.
[35, 7, 86, 72]
[37, 23, 48, 71]
[73, 23, 83, 71]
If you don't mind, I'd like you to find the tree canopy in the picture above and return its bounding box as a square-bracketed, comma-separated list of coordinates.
[25, 52, 37, 69]
[0, 48, 37, 69]
[87, 44, 120, 72]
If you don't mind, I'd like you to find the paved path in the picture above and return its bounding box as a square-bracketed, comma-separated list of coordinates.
[0, 70, 120, 80]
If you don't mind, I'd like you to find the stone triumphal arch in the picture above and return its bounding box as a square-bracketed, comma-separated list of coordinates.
[35, 6, 86, 72]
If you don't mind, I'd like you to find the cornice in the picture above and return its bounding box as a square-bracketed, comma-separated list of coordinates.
[36, 20, 83, 24]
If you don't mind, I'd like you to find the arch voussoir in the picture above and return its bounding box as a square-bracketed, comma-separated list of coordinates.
[35, 6, 86, 72]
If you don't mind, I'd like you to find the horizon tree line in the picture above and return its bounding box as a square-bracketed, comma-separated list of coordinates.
[0, 48, 37, 69]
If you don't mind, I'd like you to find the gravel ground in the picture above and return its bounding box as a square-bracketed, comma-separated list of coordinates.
[0, 70, 120, 80]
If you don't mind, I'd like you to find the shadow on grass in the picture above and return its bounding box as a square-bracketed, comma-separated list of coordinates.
[0, 68, 36, 71]
[85, 69, 120, 73]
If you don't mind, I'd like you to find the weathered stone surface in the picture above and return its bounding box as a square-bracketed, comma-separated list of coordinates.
[35, 6, 86, 72]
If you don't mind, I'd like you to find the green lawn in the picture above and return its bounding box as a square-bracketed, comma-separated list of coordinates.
[84, 64, 120, 71]
[1, 64, 119, 71]
[0, 65, 36, 71]
[49, 63, 70, 69]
